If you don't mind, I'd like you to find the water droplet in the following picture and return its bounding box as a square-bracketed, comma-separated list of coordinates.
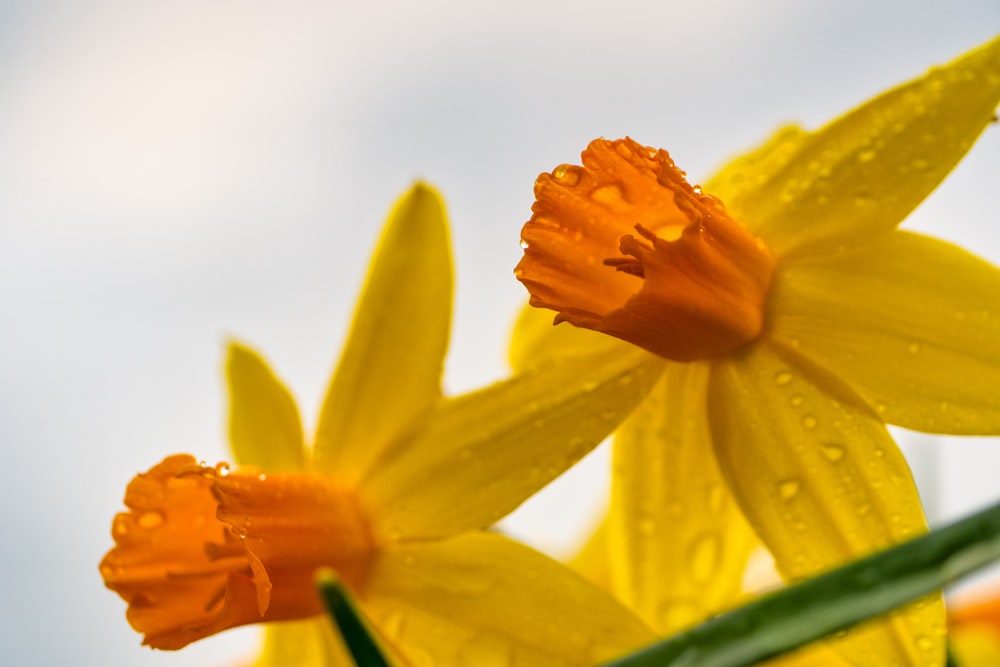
[257, 473, 267, 481]
[774, 371, 792, 386]
[853, 191, 874, 207]
[778, 479, 801, 500]
[215, 462, 230, 476]
[581, 379, 598, 391]
[656, 598, 705, 634]
[856, 503, 872, 517]
[907, 341, 922, 355]
[381, 611, 405, 639]
[789, 394, 804, 408]
[916, 635, 934, 652]
[138, 511, 164, 529]
[567, 436, 591, 461]
[552, 164, 580, 186]
[519, 239, 529, 249]
[687, 533, 720, 584]
[802, 414, 818, 430]
[857, 149, 876, 163]
[820, 443, 845, 462]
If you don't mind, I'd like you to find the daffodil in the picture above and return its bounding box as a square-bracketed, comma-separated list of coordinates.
[100, 183, 661, 665]
[512, 35, 1000, 666]
[950, 587, 1000, 665]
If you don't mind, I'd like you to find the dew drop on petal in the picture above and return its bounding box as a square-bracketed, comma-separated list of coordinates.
[774, 371, 792, 386]
[138, 510, 165, 529]
[908, 341, 922, 355]
[778, 479, 801, 500]
[552, 164, 580, 186]
[686, 533, 721, 584]
[802, 414, 818, 430]
[820, 443, 845, 462]
[789, 394, 804, 408]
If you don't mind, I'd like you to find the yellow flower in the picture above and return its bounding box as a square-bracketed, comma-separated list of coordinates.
[513, 36, 1000, 666]
[100, 183, 660, 665]
[950, 587, 1000, 666]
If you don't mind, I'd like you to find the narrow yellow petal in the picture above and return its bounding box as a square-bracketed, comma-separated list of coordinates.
[314, 183, 452, 480]
[609, 362, 759, 634]
[769, 230, 1000, 434]
[738, 35, 1000, 258]
[252, 619, 352, 667]
[361, 347, 664, 540]
[509, 301, 625, 372]
[226, 342, 305, 471]
[362, 532, 654, 667]
[702, 124, 808, 221]
[567, 516, 611, 592]
[708, 341, 944, 667]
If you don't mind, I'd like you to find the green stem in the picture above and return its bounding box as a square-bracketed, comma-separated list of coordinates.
[316, 570, 390, 667]
[604, 498, 1000, 667]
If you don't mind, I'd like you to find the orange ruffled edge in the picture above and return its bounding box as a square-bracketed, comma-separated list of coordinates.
[100, 455, 374, 649]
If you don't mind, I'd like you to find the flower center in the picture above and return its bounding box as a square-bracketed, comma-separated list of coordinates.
[99, 454, 376, 649]
[517, 137, 775, 361]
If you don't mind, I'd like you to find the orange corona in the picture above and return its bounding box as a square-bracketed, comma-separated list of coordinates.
[100, 455, 373, 649]
[516, 138, 775, 361]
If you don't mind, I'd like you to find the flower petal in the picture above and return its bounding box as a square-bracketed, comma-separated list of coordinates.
[608, 362, 759, 634]
[100, 455, 266, 649]
[769, 230, 1000, 434]
[736, 35, 1000, 258]
[361, 346, 664, 540]
[702, 124, 808, 219]
[509, 301, 628, 372]
[226, 342, 305, 471]
[314, 183, 452, 481]
[252, 619, 353, 667]
[567, 516, 611, 591]
[362, 532, 654, 667]
[707, 342, 945, 666]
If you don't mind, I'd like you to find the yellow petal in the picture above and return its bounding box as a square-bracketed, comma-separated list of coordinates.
[769, 230, 1000, 434]
[508, 300, 626, 372]
[361, 346, 664, 540]
[314, 183, 452, 481]
[608, 362, 759, 634]
[362, 532, 654, 667]
[226, 342, 305, 471]
[252, 619, 352, 667]
[951, 626, 1000, 667]
[737, 35, 1000, 258]
[702, 124, 808, 219]
[707, 341, 945, 666]
[567, 516, 611, 592]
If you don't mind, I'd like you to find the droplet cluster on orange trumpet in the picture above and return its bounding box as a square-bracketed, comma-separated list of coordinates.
[516, 138, 775, 361]
[100, 454, 373, 649]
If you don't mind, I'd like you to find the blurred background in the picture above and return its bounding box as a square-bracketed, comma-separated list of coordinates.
[1, 1, 999, 664]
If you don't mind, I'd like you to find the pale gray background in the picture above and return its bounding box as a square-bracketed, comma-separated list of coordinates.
[1, 1, 999, 665]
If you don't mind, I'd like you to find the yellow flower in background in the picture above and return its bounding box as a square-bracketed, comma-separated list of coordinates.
[513, 35, 1000, 666]
[951, 588, 1000, 665]
[101, 184, 660, 665]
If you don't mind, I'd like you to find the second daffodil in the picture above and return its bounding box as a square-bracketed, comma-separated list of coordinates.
[100, 184, 661, 665]
[513, 36, 1000, 666]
